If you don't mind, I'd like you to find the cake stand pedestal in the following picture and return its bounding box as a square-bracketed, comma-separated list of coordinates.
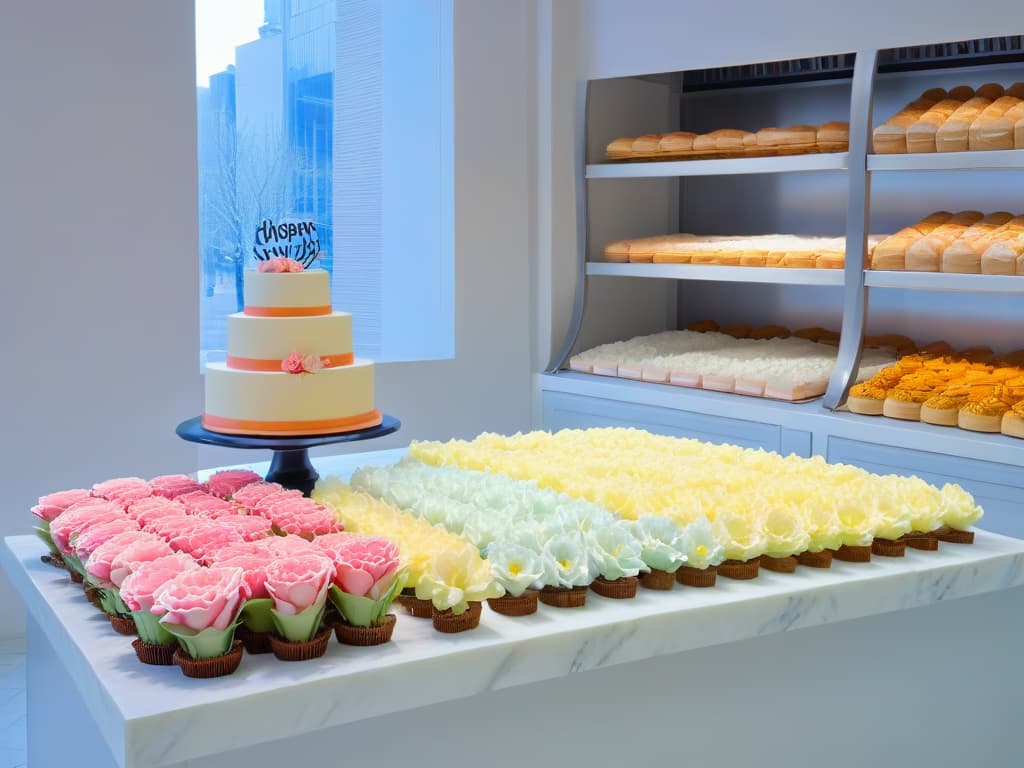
[175, 414, 400, 496]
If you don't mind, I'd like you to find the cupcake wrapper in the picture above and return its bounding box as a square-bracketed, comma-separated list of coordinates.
[432, 602, 482, 634]
[760, 555, 798, 574]
[174, 641, 244, 678]
[639, 569, 676, 591]
[487, 590, 539, 616]
[676, 565, 717, 588]
[69, 569, 84, 584]
[933, 527, 975, 545]
[84, 584, 103, 608]
[396, 589, 433, 619]
[109, 614, 138, 636]
[834, 545, 872, 563]
[538, 585, 588, 608]
[590, 576, 639, 599]
[901, 533, 939, 551]
[334, 614, 397, 646]
[132, 638, 176, 666]
[40, 553, 65, 570]
[797, 550, 833, 569]
[236, 625, 273, 655]
[718, 559, 760, 580]
[270, 626, 332, 661]
[871, 538, 906, 558]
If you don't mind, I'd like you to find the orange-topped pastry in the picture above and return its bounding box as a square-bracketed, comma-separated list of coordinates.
[920, 383, 995, 426]
[749, 325, 791, 340]
[792, 327, 830, 342]
[919, 341, 954, 356]
[958, 387, 1020, 432]
[686, 319, 719, 333]
[1002, 398, 1024, 439]
[848, 380, 888, 415]
[884, 372, 951, 420]
[719, 323, 752, 339]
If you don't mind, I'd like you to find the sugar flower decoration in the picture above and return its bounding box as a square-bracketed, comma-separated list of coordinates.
[541, 533, 591, 588]
[485, 540, 544, 597]
[258, 257, 306, 273]
[281, 351, 325, 374]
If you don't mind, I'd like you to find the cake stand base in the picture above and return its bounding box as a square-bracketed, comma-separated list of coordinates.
[175, 414, 400, 496]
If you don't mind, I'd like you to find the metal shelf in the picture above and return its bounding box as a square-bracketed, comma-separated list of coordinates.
[868, 149, 1024, 172]
[586, 262, 845, 286]
[586, 152, 849, 179]
[865, 271, 1024, 293]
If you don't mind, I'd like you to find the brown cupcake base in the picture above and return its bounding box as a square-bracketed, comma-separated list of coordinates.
[676, 565, 717, 588]
[538, 585, 588, 608]
[639, 569, 676, 590]
[590, 575, 639, 599]
[174, 641, 244, 678]
[334, 614, 397, 646]
[872, 538, 907, 557]
[797, 550, 833, 569]
[41, 553, 65, 569]
[487, 590, 539, 616]
[933, 527, 975, 545]
[432, 602, 482, 633]
[69, 569, 84, 584]
[760, 555, 798, 573]
[901, 533, 939, 551]
[718, 558, 760, 580]
[834, 544, 872, 563]
[396, 588, 433, 618]
[109, 614, 137, 636]
[270, 625, 332, 661]
[84, 584, 103, 608]
[132, 638, 176, 666]
[236, 625, 273, 654]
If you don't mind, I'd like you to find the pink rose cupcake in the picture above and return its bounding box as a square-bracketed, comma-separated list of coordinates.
[206, 469, 262, 499]
[150, 474, 206, 499]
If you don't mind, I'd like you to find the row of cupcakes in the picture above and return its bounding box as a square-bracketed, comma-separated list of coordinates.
[349, 459, 724, 605]
[409, 428, 983, 576]
[31, 470, 410, 677]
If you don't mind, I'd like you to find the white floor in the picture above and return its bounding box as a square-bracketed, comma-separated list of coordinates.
[0, 652, 26, 768]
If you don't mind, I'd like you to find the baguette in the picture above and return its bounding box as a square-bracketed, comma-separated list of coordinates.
[606, 136, 634, 159]
[631, 134, 662, 154]
[969, 95, 1023, 151]
[603, 239, 632, 262]
[936, 96, 994, 152]
[940, 212, 1015, 273]
[907, 99, 967, 152]
[904, 211, 984, 271]
[980, 233, 1024, 275]
[659, 131, 696, 153]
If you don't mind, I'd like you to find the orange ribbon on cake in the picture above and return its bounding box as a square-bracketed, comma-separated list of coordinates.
[243, 305, 332, 317]
[226, 352, 354, 372]
[202, 410, 383, 437]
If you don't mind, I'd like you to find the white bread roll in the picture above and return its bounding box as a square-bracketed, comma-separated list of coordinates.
[659, 131, 696, 153]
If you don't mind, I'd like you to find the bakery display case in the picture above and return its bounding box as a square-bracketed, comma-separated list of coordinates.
[540, 35, 1024, 534]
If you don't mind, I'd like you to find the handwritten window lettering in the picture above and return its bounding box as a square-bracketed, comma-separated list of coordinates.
[252, 219, 321, 268]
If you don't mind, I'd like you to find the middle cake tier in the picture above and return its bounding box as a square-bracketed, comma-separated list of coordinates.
[226, 312, 353, 370]
[203, 360, 379, 436]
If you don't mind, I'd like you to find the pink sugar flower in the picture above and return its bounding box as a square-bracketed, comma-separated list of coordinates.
[213, 515, 273, 542]
[253, 489, 304, 515]
[149, 474, 205, 499]
[281, 351, 324, 374]
[214, 551, 272, 600]
[92, 477, 153, 504]
[72, 517, 141, 560]
[118, 554, 199, 613]
[50, 501, 126, 554]
[206, 469, 262, 500]
[165, 520, 245, 564]
[152, 566, 251, 632]
[331, 536, 400, 599]
[261, 534, 317, 559]
[85, 531, 166, 587]
[264, 497, 341, 538]
[109, 537, 179, 588]
[310, 532, 357, 563]
[127, 496, 187, 525]
[232, 482, 286, 509]
[176, 490, 238, 518]
[31, 489, 92, 522]
[264, 554, 334, 616]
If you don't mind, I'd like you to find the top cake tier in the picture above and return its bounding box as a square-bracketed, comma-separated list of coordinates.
[243, 269, 331, 317]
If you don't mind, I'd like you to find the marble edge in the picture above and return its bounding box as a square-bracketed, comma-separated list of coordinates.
[0, 538, 131, 767]
[122, 534, 1024, 766]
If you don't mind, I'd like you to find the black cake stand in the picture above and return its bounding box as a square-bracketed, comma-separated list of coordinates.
[176, 414, 400, 496]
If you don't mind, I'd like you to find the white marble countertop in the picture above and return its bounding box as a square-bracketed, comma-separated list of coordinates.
[5, 448, 1024, 767]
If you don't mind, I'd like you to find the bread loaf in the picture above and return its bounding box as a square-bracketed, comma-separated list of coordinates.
[739, 249, 768, 266]
[780, 252, 817, 268]
[936, 97, 994, 152]
[969, 95, 1023, 150]
[651, 238, 698, 264]
[975, 83, 1005, 100]
[980, 233, 1024, 275]
[815, 251, 845, 269]
[907, 99, 966, 152]
[692, 133, 717, 153]
[713, 129, 753, 151]
[873, 95, 945, 153]
[632, 134, 662, 154]
[1007, 82, 1024, 99]
[603, 239, 632, 262]
[947, 85, 976, 101]
[817, 121, 849, 150]
[757, 125, 817, 147]
[940, 212, 1015, 272]
[904, 211, 984, 271]
[871, 212, 953, 270]
[606, 137, 634, 159]
[659, 131, 696, 153]
[627, 236, 680, 263]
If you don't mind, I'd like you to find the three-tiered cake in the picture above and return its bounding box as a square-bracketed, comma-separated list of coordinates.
[202, 264, 380, 436]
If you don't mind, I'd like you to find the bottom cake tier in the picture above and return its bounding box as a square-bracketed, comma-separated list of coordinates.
[203, 360, 380, 436]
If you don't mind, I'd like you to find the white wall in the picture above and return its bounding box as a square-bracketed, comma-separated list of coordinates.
[2, 0, 535, 644]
